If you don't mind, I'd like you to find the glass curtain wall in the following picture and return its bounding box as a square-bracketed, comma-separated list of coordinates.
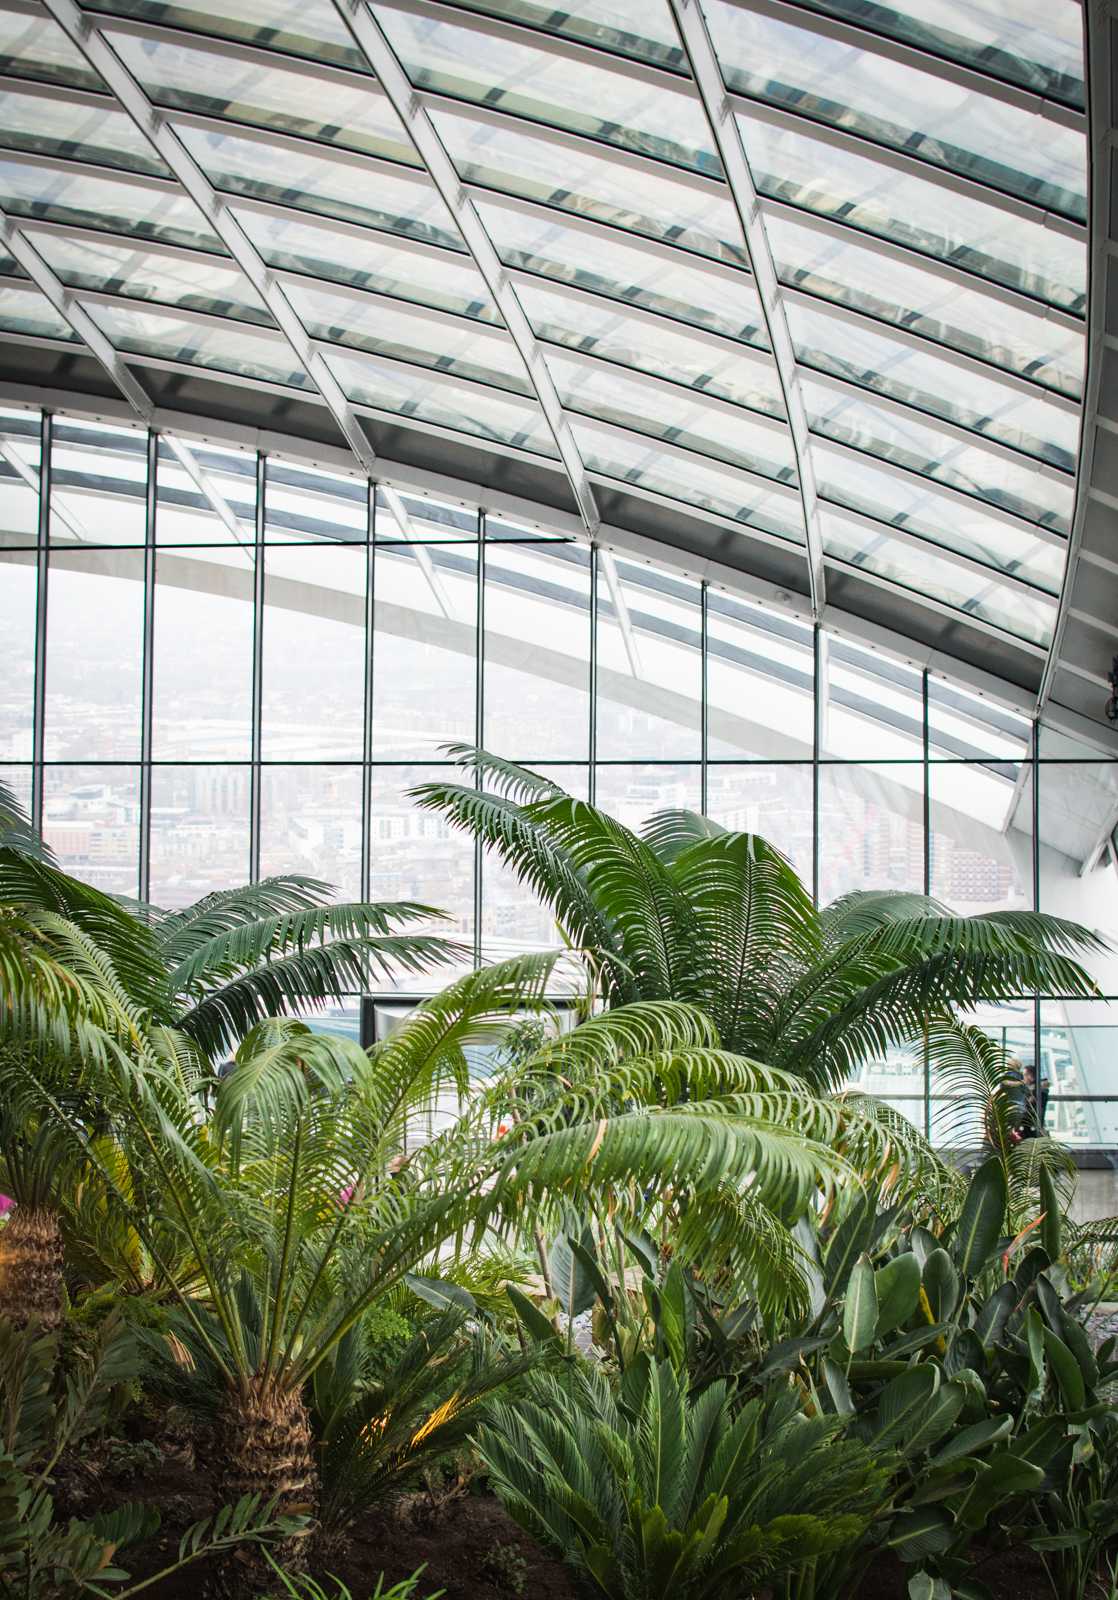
[4, 403, 1118, 1142]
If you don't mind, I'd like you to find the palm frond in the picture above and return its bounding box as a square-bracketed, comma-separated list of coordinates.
[640, 808, 727, 866]
[0, 779, 54, 863]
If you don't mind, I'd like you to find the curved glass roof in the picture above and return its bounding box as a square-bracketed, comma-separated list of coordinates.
[0, 0, 1089, 699]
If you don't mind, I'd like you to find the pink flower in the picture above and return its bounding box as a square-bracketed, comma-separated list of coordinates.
[0, 1197, 13, 1216]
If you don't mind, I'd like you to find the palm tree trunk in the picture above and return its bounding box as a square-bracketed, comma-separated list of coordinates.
[213, 1376, 317, 1583]
[0, 1205, 64, 1332]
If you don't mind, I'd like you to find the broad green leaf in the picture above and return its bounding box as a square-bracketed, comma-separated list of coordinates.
[974, 1282, 1016, 1350]
[888, 1505, 954, 1560]
[506, 1285, 562, 1348]
[404, 1274, 476, 1316]
[872, 1365, 938, 1446]
[823, 1358, 854, 1416]
[874, 1252, 921, 1339]
[953, 1158, 1008, 1276]
[1043, 1327, 1086, 1409]
[921, 1249, 959, 1323]
[959, 1450, 1044, 1528]
[930, 1416, 1011, 1467]
[902, 1382, 966, 1456]
[1025, 1308, 1046, 1408]
[908, 1576, 951, 1600]
[844, 1254, 878, 1354]
[1038, 1164, 1062, 1262]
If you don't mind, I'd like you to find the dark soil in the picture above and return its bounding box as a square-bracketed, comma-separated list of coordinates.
[54, 1413, 1107, 1600]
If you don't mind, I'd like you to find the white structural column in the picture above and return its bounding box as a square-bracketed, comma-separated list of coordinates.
[669, 0, 826, 617]
[41, 0, 382, 477]
[329, 0, 601, 539]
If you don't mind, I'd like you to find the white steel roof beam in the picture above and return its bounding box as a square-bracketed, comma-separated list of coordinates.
[669, 0, 824, 615]
[328, 0, 601, 537]
[40, 0, 381, 477]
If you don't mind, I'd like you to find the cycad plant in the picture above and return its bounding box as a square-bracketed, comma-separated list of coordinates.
[477, 1352, 888, 1600]
[414, 749, 1103, 1092]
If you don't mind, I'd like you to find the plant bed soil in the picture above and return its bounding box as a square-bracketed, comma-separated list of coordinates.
[49, 1419, 1111, 1600]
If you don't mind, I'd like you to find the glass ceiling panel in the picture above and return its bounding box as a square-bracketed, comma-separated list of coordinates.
[707, 2, 1086, 218]
[764, 212, 1084, 397]
[377, 3, 717, 174]
[737, 112, 1086, 312]
[0, 158, 220, 252]
[0, 87, 166, 178]
[572, 421, 806, 540]
[442, 0, 683, 70]
[0, 11, 102, 91]
[812, 444, 1066, 591]
[547, 351, 796, 479]
[822, 508, 1057, 644]
[85, 302, 312, 388]
[85, 0, 364, 70]
[0, 285, 79, 343]
[283, 281, 529, 391]
[104, 32, 419, 167]
[785, 302, 1081, 469]
[795, 0, 1083, 106]
[233, 210, 498, 322]
[174, 126, 462, 250]
[26, 232, 270, 325]
[801, 383, 1075, 534]
[516, 281, 783, 415]
[325, 349, 557, 455]
[477, 199, 764, 342]
[433, 107, 747, 266]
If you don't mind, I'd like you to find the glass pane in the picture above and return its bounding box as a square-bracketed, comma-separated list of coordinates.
[928, 679, 1030, 763]
[1041, 999, 1118, 1148]
[327, 351, 556, 455]
[798, 0, 1083, 104]
[177, 125, 460, 249]
[0, 285, 78, 343]
[42, 766, 140, 898]
[929, 762, 1027, 912]
[265, 459, 367, 544]
[152, 546, 254, 761]
[0, 11, 102, 90]
[0, 549, 36, 759]
[737, 111, 1086, 313]
[710, 2, 1086, 216]
[378, 490, 478, 543]
[550, 352, 795, 479]
[821, 509, 1058, 646]
[0, 85, 164, 175]
[286, 280, 529, 390]
[86, 303, 311, 389]
[594, 763, 703, 833]
[438, 0, 682, 70]
[0, 408, 40, 548]
[156, 437, 257, 545]
[0, 765, 31, 817]
[262, 544, 366, 760]
[786, 302, 1081, 469]
[706, 763, 813, 883]
[367, 765, 476, 968]
[519, 281, 778, 412]
[237, 210, 497, 321]
[484, 542, 590, 761]
[767, 213, 1084, 398]
[0, 157, 220, 250]
[483, 201, 763, 345]
[372, 544, 477, 761]
[572, 422, 806, 541]
[86, 0, 363, 70]
[259, 765, 363, 899]
[481, 763, 589, 960]
[50, 418, 148, 547]
[379, 4, 716, 173]
[29, 232, 268, 324]
[1038, 763, 1118, 874]
[45, 549, 144, 761]
[817, 762, 926, 902]
[106, 31, 417, 166]
[823, 637, 924, 761]
[705, 591, 815, 759]
[805, 387, 1074, 539]
[813, 442, 1068, 593]
[149, 764, 251, 909]
[596, 560, 701, 760]
[434, 107, 746, 268]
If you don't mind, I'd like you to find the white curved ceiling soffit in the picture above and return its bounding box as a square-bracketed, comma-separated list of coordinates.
[0, 0, 1102, 725]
